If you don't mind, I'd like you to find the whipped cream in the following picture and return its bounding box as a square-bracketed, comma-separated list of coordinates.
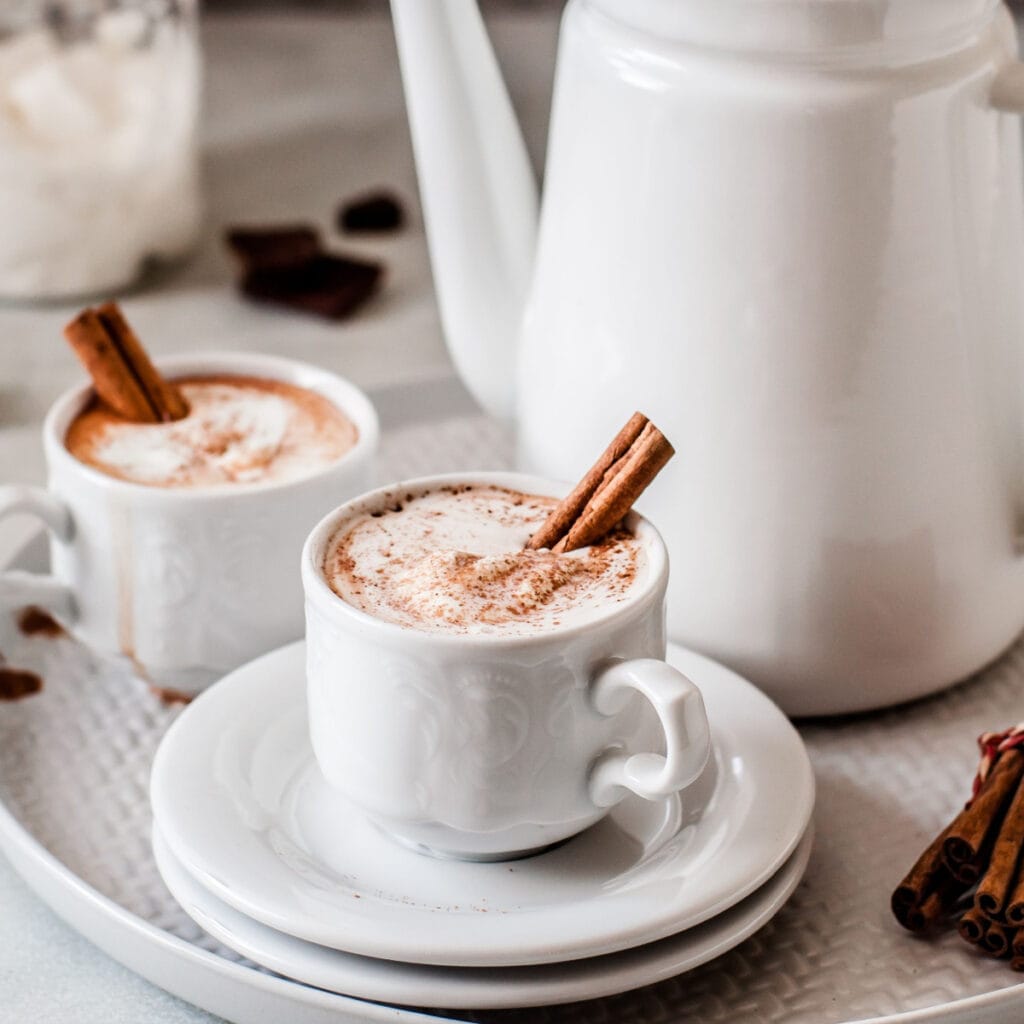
[65, 375, 358, 488]
[0, 10, 200, 298]
[324, 485, 644, 636]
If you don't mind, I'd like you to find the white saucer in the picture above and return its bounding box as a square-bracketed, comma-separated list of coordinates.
[151, 641, 814, 968]
[153, 825, 813, 1009]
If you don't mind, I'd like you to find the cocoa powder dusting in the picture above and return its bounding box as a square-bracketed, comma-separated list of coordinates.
[17, 605, 65, 637]
[64, 374, 357, 489]
[0, 667, 43, 700]
[325, 485, 643, 635]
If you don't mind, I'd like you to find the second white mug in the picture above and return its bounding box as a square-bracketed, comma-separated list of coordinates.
[0, 351, 378, 694]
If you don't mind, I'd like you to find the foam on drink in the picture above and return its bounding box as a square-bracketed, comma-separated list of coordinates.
[65, 374, 357, 487]
[323, 485, 644, 636]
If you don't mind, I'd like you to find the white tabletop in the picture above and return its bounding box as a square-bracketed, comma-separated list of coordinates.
[0, 8, 557, 1021]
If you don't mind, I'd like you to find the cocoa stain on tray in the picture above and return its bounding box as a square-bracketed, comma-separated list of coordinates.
[0, 667, 43, 701]
[17, 605, 65, 638]
[149, 685, 193, 706]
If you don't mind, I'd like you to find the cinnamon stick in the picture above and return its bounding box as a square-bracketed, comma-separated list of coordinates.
[950, 854, 985, 887]
[983, 922, 1014, 958]
[944, 750, 1024, 882]
[976, 776, 1024, 921]
[526, 412, 649, 552]
[893, 729, 1024, 976]
[63, 302, 188, 423]
[892, 825, 954, 930]
[910, 873, 966, 932]
[527, 413, 674, 554]
[1007, 868, 1024, 926]
[958, 906, 990, 945]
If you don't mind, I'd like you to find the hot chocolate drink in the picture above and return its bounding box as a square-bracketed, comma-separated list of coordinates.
[65, 374, 357, 488]
[322, 484, 644, 636]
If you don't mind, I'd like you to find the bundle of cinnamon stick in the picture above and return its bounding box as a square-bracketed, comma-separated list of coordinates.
[892, 726, 1024, 968]
[527, 412, 674, 553]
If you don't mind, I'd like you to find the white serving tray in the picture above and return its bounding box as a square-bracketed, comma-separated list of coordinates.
[3, 410, 1024, 1024]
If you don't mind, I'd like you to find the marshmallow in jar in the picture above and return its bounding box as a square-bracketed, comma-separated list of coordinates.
[0, 0, 201, 300]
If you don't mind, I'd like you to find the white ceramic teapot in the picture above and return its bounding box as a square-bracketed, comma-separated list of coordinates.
[390, 0, 1024, 716]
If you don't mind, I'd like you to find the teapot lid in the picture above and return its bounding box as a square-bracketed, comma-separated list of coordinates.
[588, 0, 999, 56]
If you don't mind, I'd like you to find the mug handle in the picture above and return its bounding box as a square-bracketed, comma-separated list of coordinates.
[587, 658, 711, 808]
[0, 485, 77, 621]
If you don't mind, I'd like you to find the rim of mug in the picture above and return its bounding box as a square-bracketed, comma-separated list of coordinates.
[302, 470, 670, 648]
[41, 351, 380, 502]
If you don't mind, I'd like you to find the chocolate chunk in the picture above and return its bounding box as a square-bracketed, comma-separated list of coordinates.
[17, 606, 64, 637]
[338, 191, 405, 233]
[225, 226, 322, 273]
[0, 667, 42, 700]
[241, 254, 383, 320]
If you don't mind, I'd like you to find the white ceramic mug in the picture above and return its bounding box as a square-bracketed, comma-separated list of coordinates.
[302, 471, 712, 861]
[0, 351, 378, 694]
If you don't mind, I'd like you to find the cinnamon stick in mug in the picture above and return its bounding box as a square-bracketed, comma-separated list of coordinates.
[527, 412, 674, 553]
[64, 302, 188, 423]
[526, 412, 649, 551]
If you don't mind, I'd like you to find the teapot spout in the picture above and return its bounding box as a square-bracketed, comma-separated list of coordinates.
[390, 0, 538, 421]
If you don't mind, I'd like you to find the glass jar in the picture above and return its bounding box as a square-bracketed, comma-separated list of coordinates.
[0, 0, 202, 301]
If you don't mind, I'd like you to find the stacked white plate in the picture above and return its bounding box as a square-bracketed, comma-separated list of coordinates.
[149, 641, 815, 1010]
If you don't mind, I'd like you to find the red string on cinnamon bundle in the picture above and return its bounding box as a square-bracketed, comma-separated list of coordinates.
[892, 724, 1024, 968]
